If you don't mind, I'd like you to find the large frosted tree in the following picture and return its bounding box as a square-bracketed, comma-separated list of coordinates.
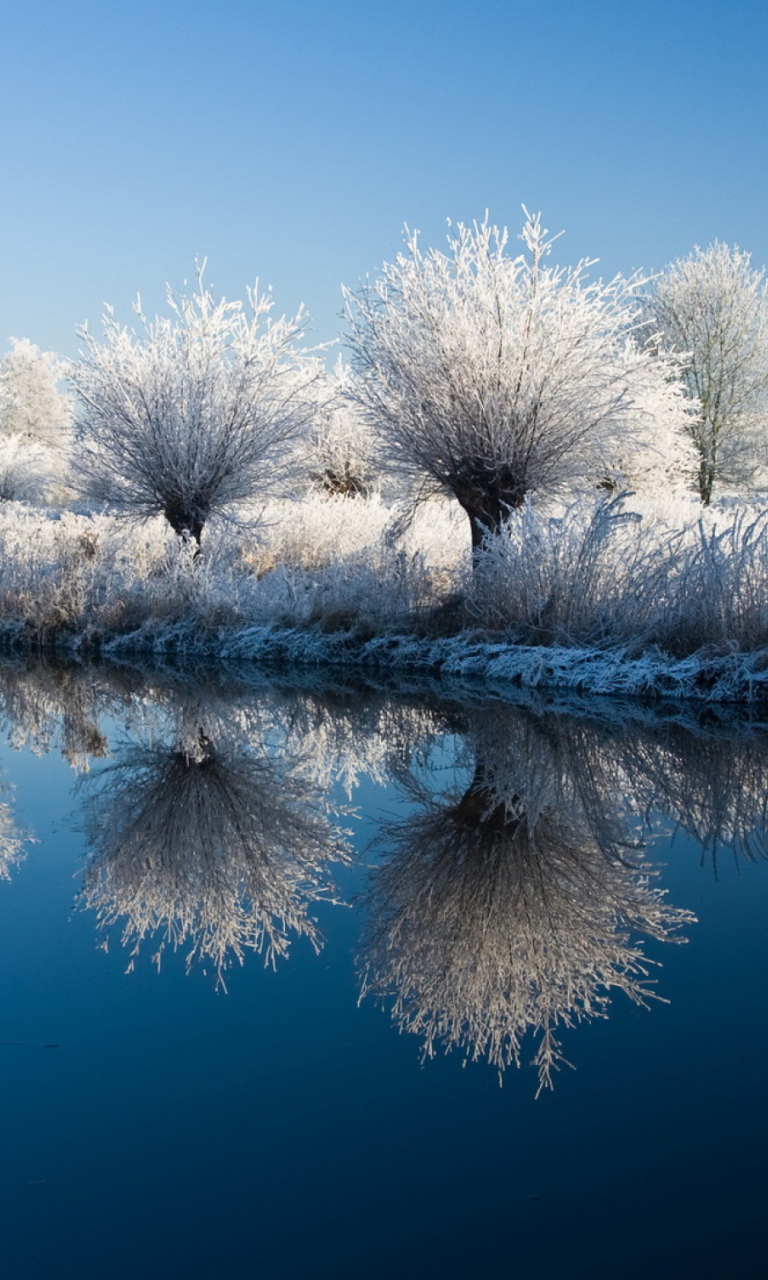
[344, 211, 690, 550]
[71, 273, 318, 544]
[647, 242, 768, 504]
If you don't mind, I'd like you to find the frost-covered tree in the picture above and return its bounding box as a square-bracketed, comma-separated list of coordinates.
[71, 272, 319, 544]
[344, 212, 690, 550]
[647, 242, 768, 504]
[0, 337, 72, 448]
[0, 338, 72, 502]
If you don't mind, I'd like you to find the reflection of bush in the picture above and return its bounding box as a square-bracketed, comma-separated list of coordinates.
[621, 727, 768, 868]
[0, 798, 25, 882]
[81, 732, 350, 980]
[360, 712, 695, 1093]
[0, 659, 113, 770]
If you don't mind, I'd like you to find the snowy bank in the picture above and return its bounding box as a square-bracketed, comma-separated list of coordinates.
[3, 494, 768, 703]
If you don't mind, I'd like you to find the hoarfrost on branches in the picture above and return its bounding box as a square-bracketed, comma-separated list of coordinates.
[344, 210, 692, 551]
[0, 434, 62, 504]
[71, 270, 320, 544]
[647, 242, 768, 504]
[0, 337, 72, 449]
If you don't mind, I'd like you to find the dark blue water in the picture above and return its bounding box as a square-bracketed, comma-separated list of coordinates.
[0, 664, 766, 1279]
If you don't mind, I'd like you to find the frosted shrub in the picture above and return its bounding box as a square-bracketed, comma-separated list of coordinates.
[466, 495, 680, 648]
[243, 493, 394, 575]
[241, 543, 423, 635]
[345, 210, 693, 551]
[304, 358, 379, 498]
[0, 338, 72, 448]
[0, 509, 245, 641]
[655, 506, 768, 655]
[467, 495, 768, 657]
[0, 435, 62, 503]
[72, 270, 318, 544]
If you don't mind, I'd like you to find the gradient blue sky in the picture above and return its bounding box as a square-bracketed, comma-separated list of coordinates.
[1, 0, 766, 359]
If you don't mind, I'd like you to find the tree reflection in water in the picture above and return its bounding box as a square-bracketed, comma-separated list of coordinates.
[0, 791, 25, 883]
[80, 708, 351, 982]
[620, 724, 768, 870]
[359, 707, 696, 1093]
[4, 657, 768, 1084]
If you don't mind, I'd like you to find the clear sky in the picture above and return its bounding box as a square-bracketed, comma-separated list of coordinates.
[1, 0, 766, 360]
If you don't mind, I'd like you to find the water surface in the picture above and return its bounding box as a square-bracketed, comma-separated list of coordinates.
[0, 660, 766, 1278]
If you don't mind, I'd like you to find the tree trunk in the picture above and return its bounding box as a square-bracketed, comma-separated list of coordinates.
[698, 455, 715, 506]
[164, 502, 205, 551]
[460, 489, 526, 555]
[449, 761, 521, 837]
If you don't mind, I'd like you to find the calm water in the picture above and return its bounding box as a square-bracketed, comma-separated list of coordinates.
[0, 659, 767, 1279]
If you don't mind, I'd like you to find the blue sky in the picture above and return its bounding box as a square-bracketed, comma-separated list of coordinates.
[1, 0, 766, 359]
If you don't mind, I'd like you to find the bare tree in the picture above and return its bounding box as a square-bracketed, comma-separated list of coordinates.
[647, 242, 768, 504]
[344, 212, 690, 550]
[71, 271, 319, 544]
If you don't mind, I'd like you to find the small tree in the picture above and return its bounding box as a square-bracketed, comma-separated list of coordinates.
[344, 212, 690, 550]
[647, 242, 768, 504]
[71, 272, 318, 544]
[0, 337, 72, 448]
[305, 358, 378, 498]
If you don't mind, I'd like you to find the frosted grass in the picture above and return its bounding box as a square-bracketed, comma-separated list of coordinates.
[2, 490, 768, 701]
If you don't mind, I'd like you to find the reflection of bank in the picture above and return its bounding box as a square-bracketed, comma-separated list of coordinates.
[359, 707, 696, 1093]
[80, 713, 351, 982]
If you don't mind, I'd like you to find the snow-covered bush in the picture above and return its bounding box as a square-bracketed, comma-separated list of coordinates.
[71, 270, 319, 544]
[303, 358, 379, 498]
[466, 495, 682, 647]
[652, 505, 768, 655]
[242, 492, 395, 575]
[345, 210, 693, 550]
[467, 494, 768, 657]
[0, 501, 449, 647]
[0, 434, 62, 504]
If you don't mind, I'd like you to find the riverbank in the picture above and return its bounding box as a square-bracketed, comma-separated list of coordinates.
[3, 493, 768, 703]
